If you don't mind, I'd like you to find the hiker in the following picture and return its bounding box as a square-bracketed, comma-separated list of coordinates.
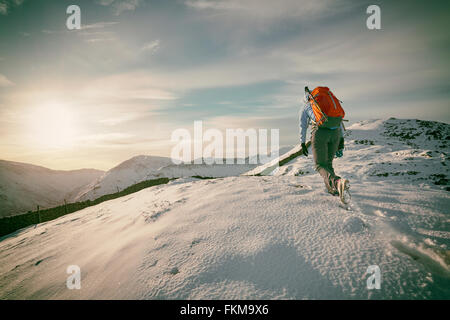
[299, 86, 350, 203]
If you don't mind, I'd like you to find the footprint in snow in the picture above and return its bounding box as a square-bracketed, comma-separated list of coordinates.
[144, 208, 171, 223]
[165, 267, 179, 275]
[190, 238, 202, 247]
[34, 258, 46, 266]
[142, 201, 172, 222]
[289, 184, 312, 189]
[343, 216, 368, 234]
[288, 184, 313, 194]
[390, 240, 450, 278]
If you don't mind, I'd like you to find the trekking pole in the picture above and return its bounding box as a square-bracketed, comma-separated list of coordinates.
[304, 86, 328, 124]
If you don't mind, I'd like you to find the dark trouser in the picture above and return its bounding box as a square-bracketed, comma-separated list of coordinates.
[311, 127, 342, 193]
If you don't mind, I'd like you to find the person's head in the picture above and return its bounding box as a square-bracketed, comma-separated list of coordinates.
[303, 88, 312, 103]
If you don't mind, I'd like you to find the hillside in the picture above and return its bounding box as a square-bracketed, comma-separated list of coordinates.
[0, 118, 448, 299]
[74, 155, 257, 201]
[0, 161, 104, 217]
[272, 118, 449, 188]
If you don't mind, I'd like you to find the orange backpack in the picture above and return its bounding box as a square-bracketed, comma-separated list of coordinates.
[308, 87, 345, 127]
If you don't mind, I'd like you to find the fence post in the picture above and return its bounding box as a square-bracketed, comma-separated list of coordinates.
[64, 199, 68, 215]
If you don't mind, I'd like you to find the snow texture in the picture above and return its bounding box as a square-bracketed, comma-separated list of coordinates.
[0, 118, 449, 299]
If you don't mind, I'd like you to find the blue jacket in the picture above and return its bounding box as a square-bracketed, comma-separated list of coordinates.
[299, 92, 344, 144]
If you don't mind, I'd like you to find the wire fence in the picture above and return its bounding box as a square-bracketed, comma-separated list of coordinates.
[0, 177, 170, 238]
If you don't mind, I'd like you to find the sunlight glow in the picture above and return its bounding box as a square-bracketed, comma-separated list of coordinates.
[26, 102, 79, 150]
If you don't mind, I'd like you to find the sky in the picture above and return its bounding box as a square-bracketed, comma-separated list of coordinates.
[0, 0, 449, 170]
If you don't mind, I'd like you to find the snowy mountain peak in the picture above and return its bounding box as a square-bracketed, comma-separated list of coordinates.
[111, 155, 173, 172]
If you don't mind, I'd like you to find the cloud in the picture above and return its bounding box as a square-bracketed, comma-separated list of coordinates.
[96, 0, 115, 5]
[185, 0, 350, 21]
[185, 0, 240, 10]
[77, 132, 135, 145]
[40, 22, 119, 42]
[80, 21, 119, 30]
[141, 40, 160, 54]
[100, 52, 288, 93]
[76, 132, 169, 148]
[81, 31, 117, 43]
[0, 0, 25, 15]
[82, 75, 178, 101]
[115, 0, 141, 15]
[0, 74, 14, 87]
[205, 114, 288, 129]
[96, 0, 142, 15]
[99, 112, 153, 126]
[84, 38, 115, 43]
[0, 2, 8, 15]
[182, 0, 363, 56]
[41, 29, 59, 34]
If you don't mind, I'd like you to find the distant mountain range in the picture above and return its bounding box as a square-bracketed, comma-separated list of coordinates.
[73, 155, 259, 202]
[0, 161, 104, 217]
[0, 154, 261, 217]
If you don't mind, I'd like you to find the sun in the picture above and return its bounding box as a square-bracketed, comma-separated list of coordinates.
[26, 102, 79, 150]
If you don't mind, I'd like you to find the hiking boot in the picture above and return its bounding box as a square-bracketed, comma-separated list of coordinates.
[327, 188, 339, 196]
[336, 178, 350, 204]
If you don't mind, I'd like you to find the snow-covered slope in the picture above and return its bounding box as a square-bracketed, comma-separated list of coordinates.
[273, 118, 449, 190]
[0, 118, 449, 299]
[74, 155, 173, 201]
[0, 161, 104, 217]
[75, 155, 257, 201]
